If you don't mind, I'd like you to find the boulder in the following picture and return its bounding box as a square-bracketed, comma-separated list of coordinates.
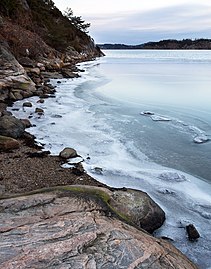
[61, 69, 79, 78]
[21, 119, 32, 128]
[23, 102, 33, 107]
[0, 115, 25, 138]
[59, 147, 78, 159]
[186, 224, 200, 241]
[35, 108, 44, 114]
[0, 186, 197, 269]
[110, 188, 165, 233]
[0, 135, 20, 151]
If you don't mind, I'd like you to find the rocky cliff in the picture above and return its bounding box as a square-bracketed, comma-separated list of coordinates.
[0, 0, 102, 60]
[0, 0, 103, 104]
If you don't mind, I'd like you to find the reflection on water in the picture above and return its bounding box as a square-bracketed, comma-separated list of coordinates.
[94, 50, 211, 183]
[99, 50, 211, 113]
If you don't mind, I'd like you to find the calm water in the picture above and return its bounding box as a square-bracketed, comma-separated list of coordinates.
[9, 50, 211, 268]
[96, 50, 211, 183]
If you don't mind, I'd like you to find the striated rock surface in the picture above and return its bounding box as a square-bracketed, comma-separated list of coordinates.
[0, 186, 197, 269]
[0, 44, 36, 101]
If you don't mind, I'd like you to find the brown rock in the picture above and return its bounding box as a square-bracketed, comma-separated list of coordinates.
[59, 147, 78, 159]
[61, 69, 79, 78]
[186, 224, 200, 241]
[23, 102, 33, 107]
[35, 108, 44, 114]
[0, 187, 198, 269]
[21, 119, 32, 128]
[13, 91, 23, 100]
[25, 67, 40, 76]
[0, 135, 20, 151]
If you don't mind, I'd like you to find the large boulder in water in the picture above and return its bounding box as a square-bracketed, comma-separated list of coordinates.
[0, 186, 197, 269]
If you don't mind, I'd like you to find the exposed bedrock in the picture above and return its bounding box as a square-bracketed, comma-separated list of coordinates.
[0, 186, 197, 269]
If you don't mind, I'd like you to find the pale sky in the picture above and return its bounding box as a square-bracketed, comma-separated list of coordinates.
[53, 0, 211, 44]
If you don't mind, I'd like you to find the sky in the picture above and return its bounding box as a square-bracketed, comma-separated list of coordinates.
[53, 0, 211, 45]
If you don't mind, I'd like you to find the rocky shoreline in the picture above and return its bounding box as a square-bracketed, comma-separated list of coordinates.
[0, 43, 199, 267]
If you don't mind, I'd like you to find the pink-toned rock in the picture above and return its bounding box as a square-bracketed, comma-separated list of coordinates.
[0, 186, 197, 269]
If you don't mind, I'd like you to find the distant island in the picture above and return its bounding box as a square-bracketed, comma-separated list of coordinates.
[98, 39, 211, 50]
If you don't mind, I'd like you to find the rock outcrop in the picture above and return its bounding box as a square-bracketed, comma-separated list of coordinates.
[0, 44, 36, 102]
[0, 186, 197, 269]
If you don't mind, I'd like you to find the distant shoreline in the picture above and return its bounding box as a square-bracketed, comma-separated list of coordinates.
[98, 38, 211, 50]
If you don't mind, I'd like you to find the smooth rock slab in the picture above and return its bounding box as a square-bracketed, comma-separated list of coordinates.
[0, 186, 197, 269]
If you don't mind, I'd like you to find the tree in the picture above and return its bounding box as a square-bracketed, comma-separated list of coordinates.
[63, 8, 90, 33]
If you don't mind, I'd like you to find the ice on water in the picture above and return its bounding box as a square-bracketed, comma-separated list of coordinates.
[8, 54, 211, 269]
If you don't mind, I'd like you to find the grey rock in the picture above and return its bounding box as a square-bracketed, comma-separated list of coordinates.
[0, 45, 36, 102]
[0, 115, 25, 138]
[59, 147, 78, 159]
[110, 188, 165, 233]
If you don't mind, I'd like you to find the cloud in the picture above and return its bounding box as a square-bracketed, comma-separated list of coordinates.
[86, 4, 211, 44]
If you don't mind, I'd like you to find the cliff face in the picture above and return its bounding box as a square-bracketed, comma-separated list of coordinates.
[0, 0, 102, 60]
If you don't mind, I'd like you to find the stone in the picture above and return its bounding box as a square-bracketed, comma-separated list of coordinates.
[0, 115, 25, 138]
[23, 102, 33, 107]
[18, 57, 35, 67]
[21, 119, 32, 128]
[41, 71, 63, 79]
[59, 147, 78, 159]
[0, 187, 197, 269]
[37, 62, 45, 69]
[61, 69, 79, 78]
[35, 108, 44, 114]
[186, 224, 200, 241]
[37, 99, 45, 104]
[25, 67, 41, 76]
[0, 135, 20, 151]
[13, 91, 23, 100]
[110, 188, 165, 233]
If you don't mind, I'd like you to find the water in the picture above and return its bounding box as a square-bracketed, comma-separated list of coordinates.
[9, 50, 211, 268]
